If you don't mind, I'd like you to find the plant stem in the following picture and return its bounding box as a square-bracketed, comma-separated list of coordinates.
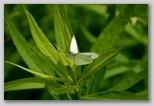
[67, 93, 72, 100]
[73, 82, 80, 100]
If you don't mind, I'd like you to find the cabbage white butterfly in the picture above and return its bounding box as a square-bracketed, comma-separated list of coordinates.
[68, 35, 99, 65]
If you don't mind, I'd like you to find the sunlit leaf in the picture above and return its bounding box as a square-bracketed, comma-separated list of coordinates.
[4, 13, 55, 75]
[5, 77, 45, 91]
[80, 91, 148, 100]
[4, 61, 72, 83]
[23, 6, 59, 64]
[54, 4, 73, 53]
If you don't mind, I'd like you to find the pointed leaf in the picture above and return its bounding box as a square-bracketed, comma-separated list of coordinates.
[23, 6, 59, 64]
[23, 6, 74, 82]
[4, 13, 55, 75]
[4, 77, 45, 91]
[4, 61, 72, 83]
[54, 4, 73, 53]
[78, 48, 122, 88]
[91, 4, 136, 53]
[80, 91, 148, 100]
[88, 67, 106, 94]
[108, 68, 148, 91]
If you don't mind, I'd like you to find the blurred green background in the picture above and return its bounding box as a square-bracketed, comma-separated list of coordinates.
[4, 4, 148, 100]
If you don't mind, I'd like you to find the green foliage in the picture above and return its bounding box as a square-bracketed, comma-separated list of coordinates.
[80, 90, 148, 100]
[78, 47, 122, 88]
[4, 4, 148, 100]
[54, 4, 73, 53]
[91, 4, 135, 53]
[5, 77, 45, 91]
[23, 6, 59, 64]
[107, 67, 148, 91]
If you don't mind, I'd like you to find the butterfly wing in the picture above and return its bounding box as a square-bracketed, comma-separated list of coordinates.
[78, 52, 99, 59]
[70, 35, 78, 53]
[69, 36, 99, 65]
[73, 53, 93, 66]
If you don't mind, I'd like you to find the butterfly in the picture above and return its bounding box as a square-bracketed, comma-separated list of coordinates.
[67, 35, 99, 66]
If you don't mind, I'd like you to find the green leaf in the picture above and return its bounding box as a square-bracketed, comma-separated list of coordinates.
[23, 4, 75, 81]
[78, 48, 122, 88]
[80, 91, 148, 100]
[4, 13, 55, 75]
[107, 67, 148, 91]
[78, 4, 136, 89]
[103, 4, 116, 29]
[87, 67, 106, 94]
[91, 4, 136, 53]
[4, 61, 72, 83]
[4, 77, 45, 91]
[80, 67, 106, 96]
[5, 7, 73, 84]
[23, 6, 59, 64]
[46, 84, 76, 94]
[54, 4, 73, 53]
[55, 58, 75, 82]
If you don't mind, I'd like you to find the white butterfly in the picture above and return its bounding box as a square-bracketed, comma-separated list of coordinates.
[67, 35, 99, 66]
